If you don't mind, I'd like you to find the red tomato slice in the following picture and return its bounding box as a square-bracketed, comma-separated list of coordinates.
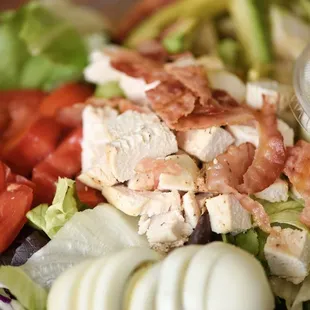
[0, 183, 33, 253]
[1, 118, 63, 176]
[0, 90, 46, 141]
[0, 161, 35, 191]
[76, 179, 106, 208]
[32, 127, 82, 204]
[39, 83, 93, 118]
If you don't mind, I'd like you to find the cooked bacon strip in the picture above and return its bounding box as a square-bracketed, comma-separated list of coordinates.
[238, 96, 286, 194]
[116, 0, 177, 41]
[284, 140, 310, 226]
[197, 143, 271, 232]
[165, 64, 212, 105]
[135, 157, 182, 189]
[197, 143, 256, 193]
[109, 49, 166, 83]
[137, 40, 169, 62]
[146, 80, 196, 124]
[173, 106, 255, 131]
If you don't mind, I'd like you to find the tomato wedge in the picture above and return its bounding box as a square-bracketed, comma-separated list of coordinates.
[39, 83, 93, 118]
[0, 183, 33, 253]
[1, 118, 63, 176]
[32, 127, 82, 204]
[0, 90, 46, 141]
[0, 161, 35, 191]
[76, 179, 105, 208]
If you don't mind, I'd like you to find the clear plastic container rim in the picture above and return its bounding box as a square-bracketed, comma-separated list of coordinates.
[292, 43, 310, 132]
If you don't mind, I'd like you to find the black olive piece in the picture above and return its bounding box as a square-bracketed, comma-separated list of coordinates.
[187, 211, 214, 245]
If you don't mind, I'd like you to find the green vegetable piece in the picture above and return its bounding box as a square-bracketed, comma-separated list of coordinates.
[235, 229, 259, 256]
[217, 38, 245, 70]
[0, 1, 90, 91]
[125, 0, 229, 48]
[26, 204, 48, 231]
[162, 18, 197, 54]
[229, 0, 273, 68]
[258, 199, 309, 232]
[95, 81, 125, 99]
[27, 178, 79, 239]
[20, 2, 87, 68]
[0, 266, 47, 310]
[0, 8, 30, 90]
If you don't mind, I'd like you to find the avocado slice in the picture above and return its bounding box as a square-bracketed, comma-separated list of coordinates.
[125, 0, 229, 48]
[229, 0, 273, 68]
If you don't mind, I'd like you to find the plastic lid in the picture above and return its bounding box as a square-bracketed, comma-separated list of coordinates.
[292, 43, 310, 132]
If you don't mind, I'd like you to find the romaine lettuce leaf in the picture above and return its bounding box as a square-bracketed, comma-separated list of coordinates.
[26, 178, 79, 239]
[0, 266, 47, 310]
[235, 229, 259, 256]
[0, 1, 100, 91]
[258, 199, 308, 231]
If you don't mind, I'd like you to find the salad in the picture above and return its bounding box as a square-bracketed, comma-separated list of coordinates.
[1, 0, 310, 309]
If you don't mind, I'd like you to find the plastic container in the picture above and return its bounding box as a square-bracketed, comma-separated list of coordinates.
[292, 43, 310, 132]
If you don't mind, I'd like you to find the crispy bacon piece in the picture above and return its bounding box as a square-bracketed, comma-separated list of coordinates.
[137, 40, 169, 62]
[135, 157, 182, 189]
[109, 49, 166, 83]
[116, 0, 177, 41]
[197, 143, 256, 193]
[238, 96, 286, 194]
[197, 143, 271, 232]
[284, 140, 310, 226]
[146, 80, 196, 124]
[164, 64, 212, 105]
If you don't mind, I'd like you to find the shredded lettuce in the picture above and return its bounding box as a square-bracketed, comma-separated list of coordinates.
[0, 1, 108, 91]
[0, 266, 47, 310]
[27, 178, 79, 239]
[95, 81, 125, 99]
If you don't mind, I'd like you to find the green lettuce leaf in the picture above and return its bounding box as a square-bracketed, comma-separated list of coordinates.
[235, 229, 259, 256]
[27, 178, 79, 238]
[0, 1, 92, 91]
[0, 266, 47, 310]
[95, 81, 125, 99]
[258, 199, 308, 231]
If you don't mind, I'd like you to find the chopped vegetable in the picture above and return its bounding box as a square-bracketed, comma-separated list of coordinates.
[0, 184, 33, 253]
[235, 229, 259, 256]
[0, 266, 47, 310]
[125, 0, 229, 48]
[39, 82, 93, 117]
[95, 81, 125, 99]
[32, 127, 82, 204]
[230, 0, 273, 70]
[22, 204, 148, 288]
[271, 4, 310, 60]
[162, 18, 197, 54]
[27, 178, 79, 238]
[0, 1, 90, 91]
